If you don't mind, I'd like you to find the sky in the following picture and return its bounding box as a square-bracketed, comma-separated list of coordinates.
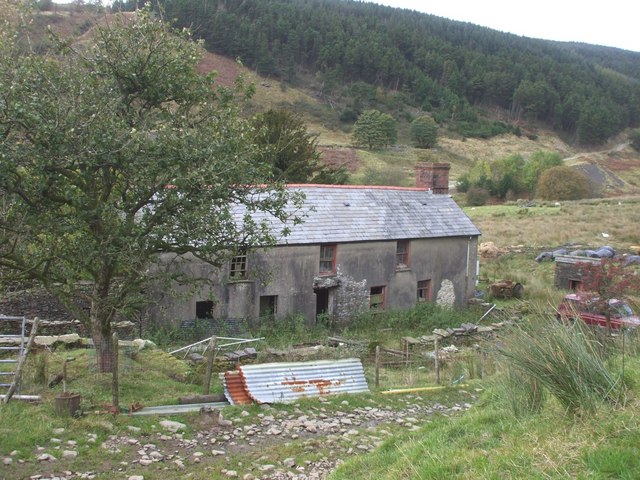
[369, 0, 640, 53]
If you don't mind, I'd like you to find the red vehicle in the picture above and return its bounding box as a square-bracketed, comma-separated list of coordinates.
[557, 293, 640, 330]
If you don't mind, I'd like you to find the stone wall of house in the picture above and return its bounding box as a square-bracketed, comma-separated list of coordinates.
[148, 235, 479, 329]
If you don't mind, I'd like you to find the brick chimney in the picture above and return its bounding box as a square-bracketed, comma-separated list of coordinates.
[415, 162, 450, 194]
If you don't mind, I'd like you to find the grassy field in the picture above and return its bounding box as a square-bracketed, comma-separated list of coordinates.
[466, 197, 640, 249]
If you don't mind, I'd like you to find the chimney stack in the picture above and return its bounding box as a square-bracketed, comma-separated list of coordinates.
[415, 162, 450, 194]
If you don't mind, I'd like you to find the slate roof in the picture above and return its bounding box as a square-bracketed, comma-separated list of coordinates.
[242, 185, 480, 246]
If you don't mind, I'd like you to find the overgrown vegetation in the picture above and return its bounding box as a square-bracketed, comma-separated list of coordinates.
[332, 322, 640, 479]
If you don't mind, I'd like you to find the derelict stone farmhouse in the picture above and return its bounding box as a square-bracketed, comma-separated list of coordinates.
[148, 163, 481, 328]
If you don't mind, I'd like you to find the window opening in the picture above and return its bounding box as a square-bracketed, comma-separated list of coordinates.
[417, 280, 431, 302]
[259, 295, 278, 319]
[230, 247, 248, 279]
[196, 300, 214, 319]
[319, 244, 336, 275]
[396, 240, 410, 268]
[370, 286, 386, 310]
[568, 279, 582, 291]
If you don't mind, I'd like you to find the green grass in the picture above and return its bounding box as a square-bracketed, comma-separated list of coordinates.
[331, 360, 640, 479]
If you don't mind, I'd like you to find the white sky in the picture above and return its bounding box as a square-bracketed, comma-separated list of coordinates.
[370, 1, 640, 53]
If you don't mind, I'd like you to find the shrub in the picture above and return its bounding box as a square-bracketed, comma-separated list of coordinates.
[466, 187, 489, 206]
[536, 166, 592, 200]
[455, 173, 470, 193]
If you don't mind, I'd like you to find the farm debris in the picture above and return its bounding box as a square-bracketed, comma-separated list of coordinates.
[623, 255, 640, 266]
[131, 401, 229, 416]
[536, 245, 617, 262]
[535, 248, 568, 262]
[489, 280, 523, 299]
[169, 335, 263, 360]
[223, 347, 257, 362]
[178, 394, 226, 405]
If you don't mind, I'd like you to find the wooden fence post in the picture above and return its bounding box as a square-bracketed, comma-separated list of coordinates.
[434, 338, 440, 385]
[375, 345, 380, 388]
[112, 332, 119, 409]
[203, 336, 217, 395]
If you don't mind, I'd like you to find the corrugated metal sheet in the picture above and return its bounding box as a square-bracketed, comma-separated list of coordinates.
[222, 370, 253, 405]
[235, 358, 369, 404]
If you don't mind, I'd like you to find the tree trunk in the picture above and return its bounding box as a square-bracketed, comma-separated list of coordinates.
[91, 279, 115, 373]
[90, 264, 115, 373]
[92, 320, 114, 373]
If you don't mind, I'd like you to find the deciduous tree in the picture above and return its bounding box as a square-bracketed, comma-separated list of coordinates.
[0, 9, 299, 372]
[409, 115, 438, 148]
[352, 109, 396, 150]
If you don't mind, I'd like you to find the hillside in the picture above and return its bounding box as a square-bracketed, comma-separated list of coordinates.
[159, 0, 640, 145]
[27, 5, 640, 195]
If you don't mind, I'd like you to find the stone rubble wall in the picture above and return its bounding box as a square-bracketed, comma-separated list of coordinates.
[0, 287, 135, 338]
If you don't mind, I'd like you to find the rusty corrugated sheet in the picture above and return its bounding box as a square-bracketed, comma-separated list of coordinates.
[237, 358, 369, 404]
[222, 370, 253, 405]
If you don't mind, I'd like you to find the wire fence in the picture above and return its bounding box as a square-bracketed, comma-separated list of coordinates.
[366, 337, 496, 391]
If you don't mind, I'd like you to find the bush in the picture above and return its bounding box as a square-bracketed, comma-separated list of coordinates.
[536, 166, 593, 200]
[466, 187, 489, 206]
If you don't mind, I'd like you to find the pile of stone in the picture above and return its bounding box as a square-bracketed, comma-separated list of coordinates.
[419, 321, 506, 345]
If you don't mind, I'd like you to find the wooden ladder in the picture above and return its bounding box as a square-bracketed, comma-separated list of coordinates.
[1, 316, 39, 403]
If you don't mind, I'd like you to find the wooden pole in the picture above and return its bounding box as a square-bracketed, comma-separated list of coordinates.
[434, 338, 440, 385]
[112, 332, 119, 409]
[203, 336, 217, 395]
[62, 359, 68, 394]
[62, 357, 76, 394]
[404, 339, 409, 366]
[375, 345, 380, 388]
